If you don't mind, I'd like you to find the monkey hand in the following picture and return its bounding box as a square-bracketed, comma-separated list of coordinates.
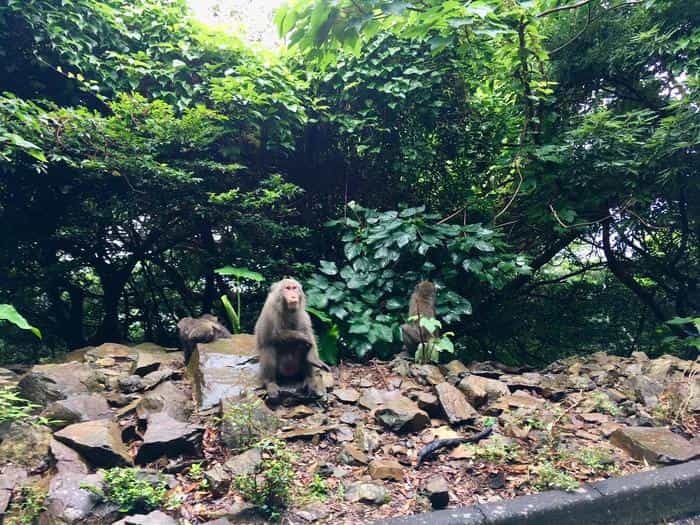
[275, 329, 313, 349]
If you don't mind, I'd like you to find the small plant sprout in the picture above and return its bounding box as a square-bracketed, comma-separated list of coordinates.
[412, 316, 455, 364]
[214, 266, 264, 333]
[531, 462, 579, 492]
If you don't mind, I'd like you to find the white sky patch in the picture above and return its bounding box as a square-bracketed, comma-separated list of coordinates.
[188, 0, 285, 48]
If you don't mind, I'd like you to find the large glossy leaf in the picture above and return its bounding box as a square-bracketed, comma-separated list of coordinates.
[0, 304, 41, 338]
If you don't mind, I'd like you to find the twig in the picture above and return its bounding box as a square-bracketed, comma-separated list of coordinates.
[494, 160, 524, 222]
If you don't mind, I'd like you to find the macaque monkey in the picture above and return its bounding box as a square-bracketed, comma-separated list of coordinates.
[177, 313, 232, 364]
[400, 281, 437, 354]
[254, 278, 330, 404]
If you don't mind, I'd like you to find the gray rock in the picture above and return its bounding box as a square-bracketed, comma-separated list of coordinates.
[50, 438, 89, 475]
[224, 448, 262, 477]
[186, 335, 259, 410]
[43, 470, 119, 525]
[435, 382, 478, 424]
[414, 391, 441, 417]
[368, 459, 404, 481]
[113, 510, 178, 525]
[41, 394, 112, 429]
[339, 444, 369, 465]
[136, 381, 192, 422]
[425, 475, 449, 509]
[0, 367, 18, 388]
[204, 463, 231, 497]
[0, 422, 51, 469]
[141, 369, 175, 390]
[135, 412, 203, 464]
[441, 360, 469, 383]
[18, 362, 95, 406]
[333, 387, 361, 403]
[119, 375, 145, 394]
[0, 465, 27, 514]
[629, 375, 664, 407]
[458, 375, 510, 408]
[345, 482, 388, 505]
[219, 395, 278, 450]
[54, 419, 131, 467]
[610, 426, 700, 464]
[410, 364, 445, 386]
[132, 343, 181, 376]
[85, 343, 138, 375]
[374, 398, 430, 433]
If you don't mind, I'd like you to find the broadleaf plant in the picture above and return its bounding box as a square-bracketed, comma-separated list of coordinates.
[305, 202, 529, 358]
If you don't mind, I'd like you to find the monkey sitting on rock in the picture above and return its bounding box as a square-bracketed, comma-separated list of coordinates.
[177, 313, 232, 364]
[254, 278, 330, 405]
[400, 280, 438, 354]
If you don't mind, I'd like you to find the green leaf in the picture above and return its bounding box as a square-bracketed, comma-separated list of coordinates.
[214, 266, 264, 282]
[0, 304, 41, 338]
[319, 260, 338, 275]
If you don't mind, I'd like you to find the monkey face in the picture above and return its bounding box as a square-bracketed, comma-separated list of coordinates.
[280, 279, 303, 312]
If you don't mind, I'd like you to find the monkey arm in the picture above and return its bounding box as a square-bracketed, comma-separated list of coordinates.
[272, 329, 313, 349]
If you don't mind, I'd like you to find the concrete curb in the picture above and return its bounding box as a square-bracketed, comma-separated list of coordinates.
[376, 459, 700, 525]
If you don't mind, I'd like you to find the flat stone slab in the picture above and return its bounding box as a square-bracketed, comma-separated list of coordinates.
[186, 334, 260, 410]
[18, 362, 95, 406]
[610, 426, 700, 464]
[54, 419, 132, 467]
[377, 460, 700, 525]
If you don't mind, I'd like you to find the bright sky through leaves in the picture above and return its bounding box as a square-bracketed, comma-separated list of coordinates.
[188, 0, 284, 47]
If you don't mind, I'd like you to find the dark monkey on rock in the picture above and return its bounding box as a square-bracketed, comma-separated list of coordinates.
[254, 278, 329, 404]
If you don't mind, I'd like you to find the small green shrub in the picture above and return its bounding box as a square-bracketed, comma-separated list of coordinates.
[463, 437, 520, 463]
[5, 485, 46, 525]
[220, 397, 277, 452]
[589, 392, 620, 416]
[412, 317, 456, 364]
[235, 438, 295, 521]
[576, 448, 616, 473]
[82, 468, 167, 513]
[531, 462, 579, 492]
[307, 474, 330, 502]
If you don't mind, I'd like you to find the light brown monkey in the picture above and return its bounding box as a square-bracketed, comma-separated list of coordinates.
[254, 278, 329, 403]
[400, 281, 437, 354]
[177, 313, 232, 364]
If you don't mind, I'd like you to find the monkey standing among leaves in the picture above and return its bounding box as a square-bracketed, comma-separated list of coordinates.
[254, 278, 329, 404]
[401, 281, 437, 354]
[177, 313, 232, 364]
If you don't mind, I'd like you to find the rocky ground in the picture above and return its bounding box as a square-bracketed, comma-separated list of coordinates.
[0, 337, 698, 524]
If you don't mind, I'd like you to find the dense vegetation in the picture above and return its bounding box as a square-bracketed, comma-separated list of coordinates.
[0, 0, 697, 365]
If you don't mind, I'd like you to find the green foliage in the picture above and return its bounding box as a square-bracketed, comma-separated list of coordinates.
[413, 317, 455, 365]
[588, 392, 620, 417]
[306, 306, 340, 365]
[530, 462, 579, 492]
[306, 473, 330, 502]
[576, 448, 616, 474]
[0, 305, 41, 338]
[216, 266, 265, 333]
[234, 438, 295, 520]
[4, 484, 46, 525]
[0, 387, 40, 424]
[306, 202, 528, 358]
[220, 397, 276, 452]
[83, 468, 168, 514]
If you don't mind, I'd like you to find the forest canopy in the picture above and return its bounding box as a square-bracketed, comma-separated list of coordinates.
[0, 0, 697, 365]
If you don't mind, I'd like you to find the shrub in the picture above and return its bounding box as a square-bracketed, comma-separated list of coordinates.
[234, 438, 295, 520]
[82, 468, 167, 514]
[306, 202, 529, 359]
